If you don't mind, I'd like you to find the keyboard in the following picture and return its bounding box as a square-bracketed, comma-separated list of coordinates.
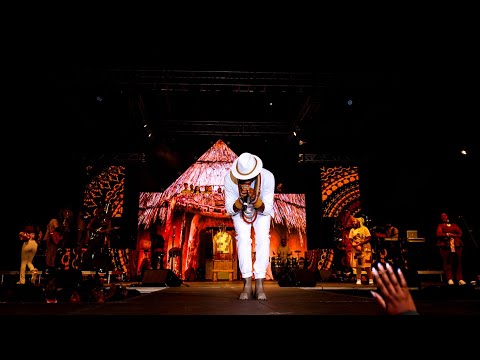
[407, 238, 425, 243]
[384, 237, 399, 241]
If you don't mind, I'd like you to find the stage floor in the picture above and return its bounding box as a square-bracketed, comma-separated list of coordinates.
[2, 279, 479, 317]
[2, 278, 479, 348]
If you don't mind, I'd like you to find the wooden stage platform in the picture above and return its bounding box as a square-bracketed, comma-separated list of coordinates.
[1, 277, 479, 349]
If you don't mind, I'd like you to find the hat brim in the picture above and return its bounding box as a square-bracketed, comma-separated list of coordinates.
[231, 154, 263, 180]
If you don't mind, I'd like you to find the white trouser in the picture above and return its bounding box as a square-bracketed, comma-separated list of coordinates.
[19, 240, 38, 283]
[232, 212, 271, 279]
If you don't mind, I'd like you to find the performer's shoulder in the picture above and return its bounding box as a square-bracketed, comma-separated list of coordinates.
[262, 168, 275, 181]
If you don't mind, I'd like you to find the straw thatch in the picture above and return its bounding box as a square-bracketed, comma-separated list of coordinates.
[138, 139, 306, 235]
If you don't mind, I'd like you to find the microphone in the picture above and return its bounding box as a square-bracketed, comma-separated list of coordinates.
[242, 195, 250, 211]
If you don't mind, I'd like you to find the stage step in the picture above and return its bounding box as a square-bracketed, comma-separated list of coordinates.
[417, 270, 444, 282]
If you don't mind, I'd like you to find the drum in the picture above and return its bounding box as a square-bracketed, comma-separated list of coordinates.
[286, 257, 298, 269]
[91, 247, 112, 271]
[55, 247, 67, 270]
[55, 248, 82, 270]
[271, 257, 284, 278]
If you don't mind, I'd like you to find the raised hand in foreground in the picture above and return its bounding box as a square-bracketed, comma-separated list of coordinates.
[371, 263, 418, 315]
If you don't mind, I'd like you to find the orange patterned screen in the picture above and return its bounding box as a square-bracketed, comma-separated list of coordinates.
[321, 165, 361, 221]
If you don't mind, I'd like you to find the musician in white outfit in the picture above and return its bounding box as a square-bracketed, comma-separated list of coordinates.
[224, 152, 275, 300]
[17, 225, 40, 284]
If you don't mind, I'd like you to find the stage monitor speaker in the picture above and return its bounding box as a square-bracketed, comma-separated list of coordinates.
[142, 269, 182, 287]
[278, 269, 317, 287]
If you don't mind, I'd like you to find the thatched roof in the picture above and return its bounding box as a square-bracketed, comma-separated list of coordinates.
[138, 139, 306, 235]
[139, 139, 235, 228]
[162, 139, 236, 197]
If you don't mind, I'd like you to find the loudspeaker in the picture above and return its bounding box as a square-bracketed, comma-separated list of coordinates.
[278, 269, 317, 287]
[142, 269, 182, 287]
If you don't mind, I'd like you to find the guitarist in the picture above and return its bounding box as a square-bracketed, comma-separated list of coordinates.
[85, 207, 113, 270]
[349, 217, 374, 285]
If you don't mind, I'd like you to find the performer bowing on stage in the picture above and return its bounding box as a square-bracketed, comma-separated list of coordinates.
[224, 152, 275, 300]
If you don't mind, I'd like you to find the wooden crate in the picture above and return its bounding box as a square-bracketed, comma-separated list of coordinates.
[210, 259, 237, 281]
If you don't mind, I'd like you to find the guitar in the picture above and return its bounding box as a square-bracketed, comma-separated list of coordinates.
[90, 226, 120, 240]
[351, 234, 372, 266]
[89, 226, 120, 243]
[89, 227, 106, 243]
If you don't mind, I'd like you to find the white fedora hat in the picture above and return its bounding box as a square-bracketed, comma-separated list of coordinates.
[231, 152, 263, 180]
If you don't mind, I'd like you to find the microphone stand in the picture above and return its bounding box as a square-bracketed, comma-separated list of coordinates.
[458, 216, 478, 249]
[458, 215, 479, 285]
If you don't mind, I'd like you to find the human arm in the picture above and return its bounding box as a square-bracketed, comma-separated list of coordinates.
[87, 217, 97, 232]
[351, 228, 371, 249]
[436, 223, 462, 239]
[87, 216, 110, 234]
[371, 263, 418, 315]
[257, 169, 275, 215]
[235, 176, 268, 213]
[239, 182, 257, 210]
[36, 226, 43, 243]
[19, 231, 32, 241]
[348, 228, 355, 242]
[277, 245, 291, 258]
[286, 246, 292, 257]
[448, 223, 462, 238]
[51, 228, 63, 244]
[224, 173, 241, 215]
[245, 185, 265, 212]
[350, 230, 362, 251]
[46, 218, 63, 244]
[357, 234, 372, 246]
[391, 227, 399, 238]
[436, 224, 448, 238]
[361, 227, 372, 245]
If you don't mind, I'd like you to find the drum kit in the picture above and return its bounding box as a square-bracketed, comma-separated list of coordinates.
[271, 250, 302, 280]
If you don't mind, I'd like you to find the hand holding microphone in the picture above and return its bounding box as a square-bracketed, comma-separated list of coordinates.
[240, 185, 255, 206]
[237, 183, 262, 213]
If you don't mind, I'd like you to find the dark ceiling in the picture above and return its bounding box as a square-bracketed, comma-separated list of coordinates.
[24, 68, 401, 157]
[24, 66, 475, 172]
